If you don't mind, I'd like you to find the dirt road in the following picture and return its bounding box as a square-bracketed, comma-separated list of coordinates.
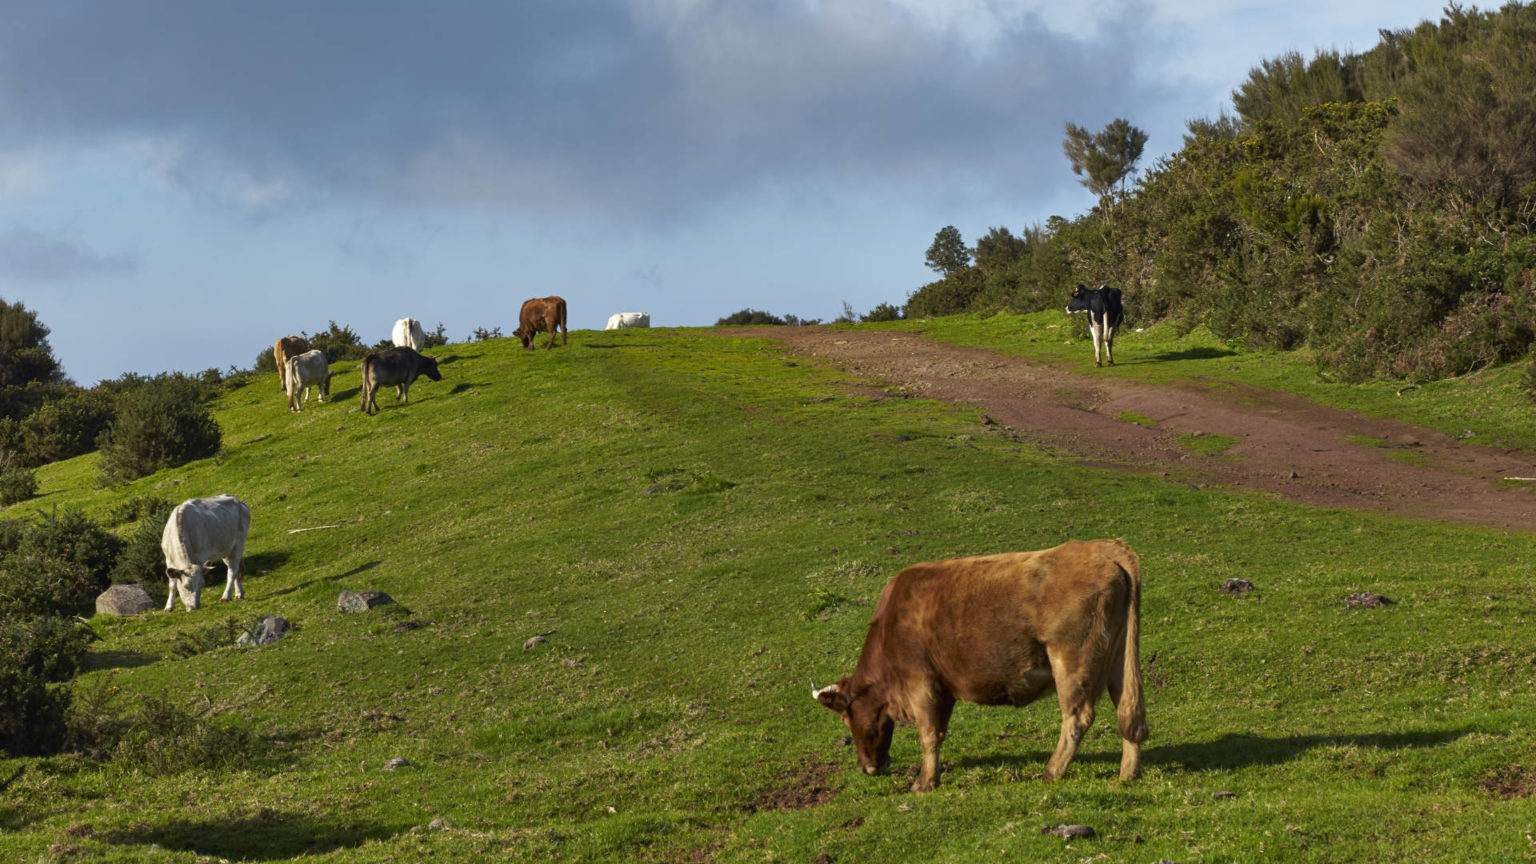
[743, 328, 1536, 533]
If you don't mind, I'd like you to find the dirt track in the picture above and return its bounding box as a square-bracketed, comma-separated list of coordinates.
[741, 328, 1536, 533]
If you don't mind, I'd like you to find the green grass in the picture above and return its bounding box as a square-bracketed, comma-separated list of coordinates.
[1176, 431, 1240, 457]
[1116, 410, 1158, 427]
[4, 324, 1536, 862]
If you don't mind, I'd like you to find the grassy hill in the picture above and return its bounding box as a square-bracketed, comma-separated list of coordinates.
[4, 321, 1536, 862]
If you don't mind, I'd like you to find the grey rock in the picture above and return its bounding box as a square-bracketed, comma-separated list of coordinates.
[428, 817, 448, 830]
[95, 584, 155, 616]
[1221, 578, 1256, 595]
[338, 590, 396, 613]
[523, 635, 547, 651]
[1042, 824, 1095, 839]
[236, 615, 290, 647]
[383, 757, 409, 771]
[1345, 592, 1391, 608]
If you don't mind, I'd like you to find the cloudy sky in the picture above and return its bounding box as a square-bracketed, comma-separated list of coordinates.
[0, 0, 1450, 384]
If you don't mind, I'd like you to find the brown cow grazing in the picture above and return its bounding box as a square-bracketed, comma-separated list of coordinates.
[514, 296, 567, 349]
[359, 346, 441, 415]
[273, 336, 310, 394]
[813, 539, 1147, 792]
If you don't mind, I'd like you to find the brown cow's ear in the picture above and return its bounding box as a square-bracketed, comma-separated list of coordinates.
[813, 683, 849, 713]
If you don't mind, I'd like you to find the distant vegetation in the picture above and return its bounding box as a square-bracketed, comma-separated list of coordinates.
[908, 3, 1536, 382]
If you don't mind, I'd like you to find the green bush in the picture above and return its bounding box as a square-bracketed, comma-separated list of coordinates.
[0, 508, 124, 589]
[15, 389, 114, 466]
[1524, 354, 1536, 404]
[715, 309, 787, 326]
[860, 302, 905, 323]
[0, 555, 97, 618]
[66, 681, 266, 775]
[96, 378, 221, 485]
[0, 614, 93, 757]
[109, 498, 175, 586]
[0, 466, 37, 505]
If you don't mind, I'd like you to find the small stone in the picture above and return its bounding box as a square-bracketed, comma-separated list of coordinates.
[337, 590, 395, 613]
[642, 484, 663, 495]
[1345, 592, 1391, 608]
[236, 615, 290, 646]
[383, 757, 409, 770]
[1459, 429, 1475, 440]
[523, 635, 547, 650]
[1213, 790, 1237, 800]
[1221, 578, 1256, 595]
[1043, 824, 1095, 839]
[428, 817, 448, 830]
[95, 584, 155, 616]
[955, 434, 973, 441]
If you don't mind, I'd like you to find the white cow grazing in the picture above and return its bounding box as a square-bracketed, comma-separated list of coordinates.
[393, 317, 427, 351]
[161, 495, 251, 611]
[284, 350, 331, 412]
[605, 312, 650, 330]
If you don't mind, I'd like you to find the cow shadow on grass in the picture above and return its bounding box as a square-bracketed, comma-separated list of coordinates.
[101, 813, 400, 861]
[80, 649, 159, 673]
[1147, 347, 1238, 362]
[583, 342, 661, 350]
[267, 560, 380, 598]
[950, 728, 1468, 774]
[245, 550, 290, 576]
[329, 385, 362, 402]
[448, 382, 478, 395]
[434, 352, 478, 365]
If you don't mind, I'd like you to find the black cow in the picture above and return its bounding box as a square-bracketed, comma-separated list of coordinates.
[360, 347, 441, 415]
[1065, 284, 1125, 367]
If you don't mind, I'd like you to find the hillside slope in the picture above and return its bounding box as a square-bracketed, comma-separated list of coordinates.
[4, 326, 1535, 862]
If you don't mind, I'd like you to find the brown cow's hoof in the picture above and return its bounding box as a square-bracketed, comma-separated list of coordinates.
[910, 778, 937, 793]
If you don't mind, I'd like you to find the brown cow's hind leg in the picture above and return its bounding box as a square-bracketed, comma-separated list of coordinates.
[1104, 655, 1142, 780]
[1042, 647, 1100, 781]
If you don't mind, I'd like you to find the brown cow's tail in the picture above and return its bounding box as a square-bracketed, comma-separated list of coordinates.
[1113, 539, 1149, 744]
[558, 298, 568, 345]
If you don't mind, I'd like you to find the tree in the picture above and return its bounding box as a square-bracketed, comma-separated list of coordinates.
[925, 226, 970, 277]
[1062, 118, 1149, 213]
[973, 226, 1027, 276]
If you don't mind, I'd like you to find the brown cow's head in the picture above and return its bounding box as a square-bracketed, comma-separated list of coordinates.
[814, 677, 893, 776]
[513, 327, 532, 349]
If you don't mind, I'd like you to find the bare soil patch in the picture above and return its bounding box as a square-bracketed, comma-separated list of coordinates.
[1478, 765, 1536, 799]
[749, 759, 839, 812]
[739, 328, 1536, 533]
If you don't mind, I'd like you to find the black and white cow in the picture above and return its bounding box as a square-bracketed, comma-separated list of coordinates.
[1065, 284, 1125, 367]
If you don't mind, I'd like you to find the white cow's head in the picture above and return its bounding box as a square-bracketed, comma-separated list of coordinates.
[167, 565, 207, 611]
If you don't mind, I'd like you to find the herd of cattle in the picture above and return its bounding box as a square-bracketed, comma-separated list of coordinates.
[158, 287, 1156, 790]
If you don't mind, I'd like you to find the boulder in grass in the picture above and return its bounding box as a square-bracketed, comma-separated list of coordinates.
[96, 584, 155, 616]
[1221, 578, 1256, 596]
[337, 590, 395, 613]
[236, 614, 290, 646]
[1345, 592, 1391, 608]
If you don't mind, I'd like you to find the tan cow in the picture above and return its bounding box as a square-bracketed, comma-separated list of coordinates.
[273, 335, 310, 394]
[813, 539, 1147, 792]
[514, 296, 568, 350]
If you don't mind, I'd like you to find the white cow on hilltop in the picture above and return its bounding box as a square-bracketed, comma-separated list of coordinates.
[284, 350, 331, 412]
[605, 312, 650, 330]
[161, 495, 251, 611]
[393, 317, 427, 351]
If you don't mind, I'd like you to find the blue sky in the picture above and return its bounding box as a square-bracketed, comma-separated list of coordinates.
[0, 0, 1452, 384]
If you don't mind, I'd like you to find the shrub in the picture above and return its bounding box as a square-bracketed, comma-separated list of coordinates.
[105, 494, 171, 527]
[860, 302, 905, 323]
[0, 466, 37, 505]
[716, 308, 787, 326]
[306, 321, 371, 363]
[0, 556, 97, 618]
[66, 681, 266, 775]
[109, 498, 175, 586]
[1525, 354, 1536, 404]
[471, 326, 503, 342]
[5, 508, 125, 588]
[96, 378, 221, 485]
[0, 614, 94, 757]
[423, 322, 449, 349]
[15, 389, 114, 466]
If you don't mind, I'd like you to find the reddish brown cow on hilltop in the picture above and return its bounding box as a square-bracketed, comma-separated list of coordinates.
[514, 296, 567, 349]
[813, 539, 1147, 792]
[273, 336, 310, 394]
